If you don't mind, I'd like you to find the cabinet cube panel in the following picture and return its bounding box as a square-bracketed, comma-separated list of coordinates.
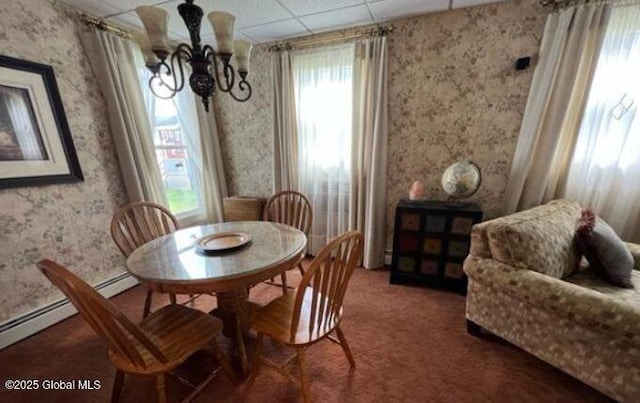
[445, 263, 464, 279]
[451, 216, 474, 234]
[401, 213, 421, 230]
[423, 238, 442, 254]
[397, 257, 415, 272]
[420, 260, 439, 275]
[399, 234, 419, 253]
[425, 215, 446, 232]
[448, 240, 470, 258]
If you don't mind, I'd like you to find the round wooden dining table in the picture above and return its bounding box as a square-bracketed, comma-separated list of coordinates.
[126, 221, 307, 377]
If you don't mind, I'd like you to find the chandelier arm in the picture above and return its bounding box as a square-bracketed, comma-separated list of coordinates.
[222, 62, 236, 93]
[228, 78, 252, 102]
[169, 44, 193, 93]
[205, 45, 232, 94]
[149, 60, 177, 99]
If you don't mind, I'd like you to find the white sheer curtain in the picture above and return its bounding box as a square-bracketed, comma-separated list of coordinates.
[564, 3, 640, 242]
[293, 44, 355, 255]
[172, 88, 205, 214]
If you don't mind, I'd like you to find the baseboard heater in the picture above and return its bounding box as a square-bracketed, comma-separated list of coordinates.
[0, 272, 138, 350]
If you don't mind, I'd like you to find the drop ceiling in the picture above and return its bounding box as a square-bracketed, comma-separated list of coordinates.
[59, 0, 505, 44]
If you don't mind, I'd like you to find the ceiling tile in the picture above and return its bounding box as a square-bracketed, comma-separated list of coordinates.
[368, 0, 449, 21]
[277, 0, 364, 16]
[199, 31, 256, 51]
[300, 5, 373, 33]
[59, 0, 124, 17]
[241, 19, 310, 42]
[192, 0, 292, 29]
[231, 31, 256, 43]
[452, 0, 503, 8]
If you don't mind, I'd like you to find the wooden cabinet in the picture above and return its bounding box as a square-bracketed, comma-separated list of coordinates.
[390, 200, 482, 295]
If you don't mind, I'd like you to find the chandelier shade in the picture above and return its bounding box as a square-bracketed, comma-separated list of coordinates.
[134, 0, 252, 112]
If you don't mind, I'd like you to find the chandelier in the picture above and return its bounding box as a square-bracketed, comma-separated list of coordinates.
[134, 0, 252, 112]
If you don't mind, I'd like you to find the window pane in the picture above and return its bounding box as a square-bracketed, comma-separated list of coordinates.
[154, 98, 200, 215]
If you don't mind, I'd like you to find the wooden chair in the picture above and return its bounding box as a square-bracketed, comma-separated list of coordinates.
[249, 231, 364, 403]
[37, 259, 234, 403]
[262, 190, 313, 293]
[110, 201, 180, 318]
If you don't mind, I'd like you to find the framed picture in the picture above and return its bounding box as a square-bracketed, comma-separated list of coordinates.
[0, 55, 83, 189]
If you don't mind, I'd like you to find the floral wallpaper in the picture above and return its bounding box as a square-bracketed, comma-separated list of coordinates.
[217, 0, 548, 250]
[384, 0, 547, 245]
[214, 45, 274, 198]
[0, 0, 127, 323]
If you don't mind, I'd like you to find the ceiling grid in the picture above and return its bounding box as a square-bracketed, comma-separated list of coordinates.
[58, 0, 506, 43]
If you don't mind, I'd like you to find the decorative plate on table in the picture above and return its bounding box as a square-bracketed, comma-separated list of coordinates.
[441, 161, 481, 199]
[195, 232, 251, 252]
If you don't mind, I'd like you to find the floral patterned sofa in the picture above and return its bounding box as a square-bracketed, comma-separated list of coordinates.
[463, 199, 640, 401]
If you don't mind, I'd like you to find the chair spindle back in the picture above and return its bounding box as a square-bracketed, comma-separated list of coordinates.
[290, 231, 363, 341]
[263, 191, 313, 235]
[110, 201, 178, 257]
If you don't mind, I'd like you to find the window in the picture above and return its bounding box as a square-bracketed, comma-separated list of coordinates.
[152, 98, 201, 215]
[563, 4, 640, 239]
[138, 67, 204, 220]
[568, 13, 640, 171]
[292, 44, 355, 255]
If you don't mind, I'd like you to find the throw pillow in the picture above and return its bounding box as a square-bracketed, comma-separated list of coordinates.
[575, 209, 634, 288]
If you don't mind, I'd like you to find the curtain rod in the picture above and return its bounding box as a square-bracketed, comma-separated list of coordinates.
[80, 14, 133, 39]
[539, 0, 639, 8]
[267, 25, 394, 53]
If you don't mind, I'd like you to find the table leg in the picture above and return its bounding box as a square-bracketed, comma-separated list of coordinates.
[216, 289, 250, 378]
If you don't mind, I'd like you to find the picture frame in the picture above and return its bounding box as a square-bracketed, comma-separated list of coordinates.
[0, 55, 83, 189]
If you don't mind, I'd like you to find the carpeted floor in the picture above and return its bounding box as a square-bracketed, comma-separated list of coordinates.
[0, 266, 607, 403]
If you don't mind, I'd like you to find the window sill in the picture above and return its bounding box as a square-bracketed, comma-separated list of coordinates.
[176, 210, 206, 228]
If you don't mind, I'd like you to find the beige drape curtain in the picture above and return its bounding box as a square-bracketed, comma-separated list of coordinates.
[272, 50, 299, 192]
[196, 101, 228, 222]
[351, 37, 389, 269]
[503, 3, 611, 213]
[80, 29, 167, 205]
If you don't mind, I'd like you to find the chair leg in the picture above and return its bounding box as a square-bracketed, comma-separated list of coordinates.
[335, 325, 356, 368]
[111, 370, 124, 403]
[156, 374, 166, 403]
[297, 262, 305, 276]
[169, 294, 177, 305]
[280, 272, 288, 295]
[296, 347, 311, 403]
[248, 333, 264, 386]
[143, 290, 153, 319]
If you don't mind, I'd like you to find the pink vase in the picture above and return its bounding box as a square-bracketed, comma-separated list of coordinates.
[409, 180, 425, 200]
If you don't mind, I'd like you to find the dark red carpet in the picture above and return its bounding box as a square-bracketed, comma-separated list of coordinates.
[0, 266, 607, 402]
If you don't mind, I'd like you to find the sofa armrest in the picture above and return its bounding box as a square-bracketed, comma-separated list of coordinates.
[625, 242, 640, 270]
[464, 255, 640, 343]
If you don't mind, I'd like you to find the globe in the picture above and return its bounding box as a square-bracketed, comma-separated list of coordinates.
[441, 161, 481, 199]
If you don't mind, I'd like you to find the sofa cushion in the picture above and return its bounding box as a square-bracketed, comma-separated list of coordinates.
[575, 209, 634, 288]
[566, 267, 640, 305]
[483, 200, 582, 278]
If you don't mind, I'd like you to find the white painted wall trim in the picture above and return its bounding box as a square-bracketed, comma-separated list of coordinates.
[385, 249, 392, 266]
[0, 272, 139, 350]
